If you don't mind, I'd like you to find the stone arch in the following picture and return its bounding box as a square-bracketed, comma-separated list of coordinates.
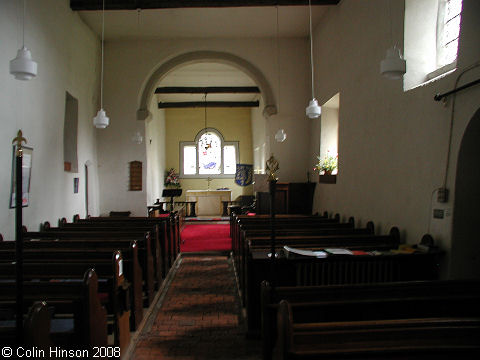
[451, 107, 480, 279]
[136, 51, 277, 120]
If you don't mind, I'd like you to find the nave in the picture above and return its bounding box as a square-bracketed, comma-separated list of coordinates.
[128, 255, 261, 360]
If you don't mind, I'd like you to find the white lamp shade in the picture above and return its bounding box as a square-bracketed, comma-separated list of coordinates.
[9, 46, 37, 80]
[93, 109, 109, 128]
[380, 46, 406, 79]
[275, 129, 287, 142]
[132, 131, 143, 144]
[306, 99, 321, 118]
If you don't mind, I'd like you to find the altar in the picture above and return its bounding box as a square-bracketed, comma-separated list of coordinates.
[185, 189, 232, 216]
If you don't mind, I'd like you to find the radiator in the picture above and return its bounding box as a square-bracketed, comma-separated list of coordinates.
[295, 258, 400, 286]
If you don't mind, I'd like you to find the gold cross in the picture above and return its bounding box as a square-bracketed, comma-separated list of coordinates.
[12, 130, 27, 156]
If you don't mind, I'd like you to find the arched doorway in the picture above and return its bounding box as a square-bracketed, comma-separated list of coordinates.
[451, 107, 480, 279]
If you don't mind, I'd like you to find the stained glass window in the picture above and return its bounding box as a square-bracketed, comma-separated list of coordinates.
[180, 128, 239, 178]
[198, 132, 221, 174]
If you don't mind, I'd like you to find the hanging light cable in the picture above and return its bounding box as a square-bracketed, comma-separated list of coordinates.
[306, 0, 321, 119]
[274, 6, 286, 142]
[93, 0, 109, 128]
[10, 0, 37, 80]
[132, 9, 143, 143]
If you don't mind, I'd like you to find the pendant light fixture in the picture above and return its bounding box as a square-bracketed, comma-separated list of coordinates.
[132, 131, 143, 144]
[380, 45, 406, 79]
[10, 0, 37, 81]
[93, 0, 109, 128]
[380, 1, 406, 79]
[306, 0, 321, 119]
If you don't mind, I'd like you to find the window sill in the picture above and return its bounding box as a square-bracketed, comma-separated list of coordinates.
[319, 174, 337, 184]
[425, 61, 457, 82]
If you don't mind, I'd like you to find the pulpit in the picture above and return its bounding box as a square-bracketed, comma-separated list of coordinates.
[185, 189, 232, 216]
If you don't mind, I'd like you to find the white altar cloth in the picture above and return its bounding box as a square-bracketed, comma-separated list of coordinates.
[185, 189, 232, 216]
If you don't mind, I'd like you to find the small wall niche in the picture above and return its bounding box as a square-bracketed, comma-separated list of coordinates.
[64, 92, 79, 173]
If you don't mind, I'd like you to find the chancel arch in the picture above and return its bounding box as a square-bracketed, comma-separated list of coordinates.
[136, 51, 277, 121]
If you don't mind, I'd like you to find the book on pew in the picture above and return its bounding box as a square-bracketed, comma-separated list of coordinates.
[324, 248, 354, 255]
[284, 246, 327, 258]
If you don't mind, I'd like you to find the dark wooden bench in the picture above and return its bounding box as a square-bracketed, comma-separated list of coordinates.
[236, 224, 379, 309]
[232, 216, 354, 292]
[261, 279, 480, 360]
[22, 231, 155, 306]
[0, 301, 51, 348]
[231, 213, 336, 254]
[245, 243, 442, 338]
[0, 242, 142, 331]
[71, 214, 180, 278]
[273, 284, 480, 360]
[0, 249, 130, 350]
[0, 269, 108, 351]
[44, 220, 166, 287]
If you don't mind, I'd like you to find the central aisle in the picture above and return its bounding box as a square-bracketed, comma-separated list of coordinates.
[131, 255, 261, 360]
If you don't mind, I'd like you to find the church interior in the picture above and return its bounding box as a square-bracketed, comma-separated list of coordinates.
[1, 0, 480, 358]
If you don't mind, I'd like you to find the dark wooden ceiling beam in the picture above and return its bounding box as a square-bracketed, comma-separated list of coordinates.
[71, 1, 339, 11]
[155, 86, 260, 94]
[158, 101, 260, 108]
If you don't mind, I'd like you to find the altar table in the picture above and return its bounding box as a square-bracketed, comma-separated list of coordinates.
[185, 189, 232, 216]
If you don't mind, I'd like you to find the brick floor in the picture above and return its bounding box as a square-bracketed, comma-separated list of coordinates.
[132, 255, 261, 360]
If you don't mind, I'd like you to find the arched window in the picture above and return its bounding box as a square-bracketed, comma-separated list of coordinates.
[180, 128, 239, 178]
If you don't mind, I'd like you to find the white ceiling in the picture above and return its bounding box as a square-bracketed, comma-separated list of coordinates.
[78, 6, 330, 40]
[78, 5, 332, 105]
[156, 63, 259, 104]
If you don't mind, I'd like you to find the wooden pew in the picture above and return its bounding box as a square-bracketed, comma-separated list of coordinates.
[233, 216, 358, 297]
[0, 242, 142, 331]
[0, 301, 51, 348]
[261, 279, 480, 360]
[22, 231, 155, 306]
[244, 240, 442, 338]
[273, 284, 480, 360]
[70, 214, 179, 279]
[0, 250, 130, 351]
[236, 223, 378, 309]
[0, 269, 108, 351]
[44, 220, 165, 287]
[231, 213, 338, 262]
[237, 222, 379, 295]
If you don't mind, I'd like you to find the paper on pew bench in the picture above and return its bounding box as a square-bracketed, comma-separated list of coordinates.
[324, 248, 354, 255]
[284, 246, 327, 258]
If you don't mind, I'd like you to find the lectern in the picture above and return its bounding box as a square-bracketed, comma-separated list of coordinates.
[162, 188, 182, 211]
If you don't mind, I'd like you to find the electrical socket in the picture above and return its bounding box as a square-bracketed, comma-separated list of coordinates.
[437, 187, 449, 203]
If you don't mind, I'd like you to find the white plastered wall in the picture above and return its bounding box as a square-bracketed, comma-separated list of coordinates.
[0, 0, 100, 238]
[98, 37, 310, 215]
[310, 0, 480, 278]
[145, 100, 166, 206]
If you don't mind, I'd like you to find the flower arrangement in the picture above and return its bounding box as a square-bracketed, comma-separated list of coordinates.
[164, 168, 181, 187]
[314, 151, 338, 175]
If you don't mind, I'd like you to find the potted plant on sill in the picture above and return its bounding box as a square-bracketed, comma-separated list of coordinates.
[314, 152, 338, 176]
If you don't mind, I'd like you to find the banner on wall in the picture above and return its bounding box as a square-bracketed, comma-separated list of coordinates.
[235, 164, 253, 186]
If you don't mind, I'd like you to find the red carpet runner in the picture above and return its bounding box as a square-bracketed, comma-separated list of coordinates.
[180, 224, 232, 252]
